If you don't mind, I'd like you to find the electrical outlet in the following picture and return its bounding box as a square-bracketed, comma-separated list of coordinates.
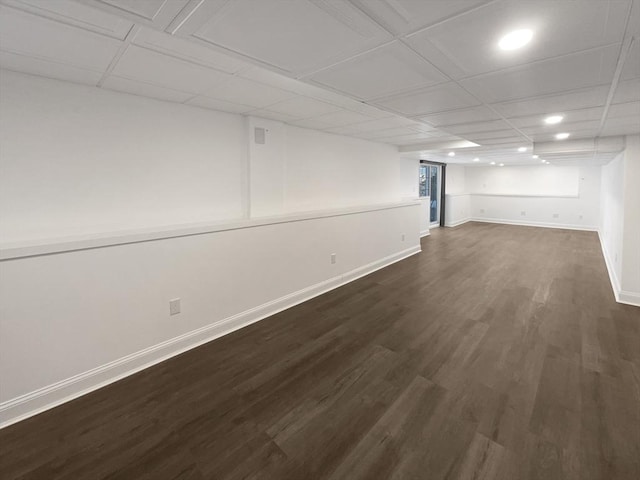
[169, 298, 181, 316]
[521, 211, 526, 216]
[401, 234, 405, 241]
[330, 253, 336, 264]
[553, 213, 559, 218]
[579, 214, 583, 220]
[480, 208, 485, 214]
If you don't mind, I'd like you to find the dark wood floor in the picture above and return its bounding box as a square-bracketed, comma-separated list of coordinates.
[1, 222, 639, 479]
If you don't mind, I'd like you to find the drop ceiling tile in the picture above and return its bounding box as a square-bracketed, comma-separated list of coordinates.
[112, 45, 230, 95]
[308, 41, 447, 101]
[406, 0, 628, 78]
[612, 78, 640, 103]
[620, 41, 640, 81]
[263, 96, 341, 118]
[607, 101, 640, 118]
[182, 0, 391, 75]
[84, 0, 189, 29]
[601, 115, 640, 132]
[350, 0, 490, 36]
[461, 129, 524, 141]
[3, 0, 134, 39]
[102, 75, 193, 103]
[473, 136, 528, 146]
[417, 106, 501, 127]
[335, 116, 418, 134]
[506, 107, 604, 128]
[0, 6, 123, 72]
[311, 110, 377, 127]
[0, 51, 103, 86]
[247, 109, 300, 123]
[460, 44, 619, 103]
[492, 85, 610, 117]
[288, 117, 336, 130]
[204, 76, 296, 109]
[374, 82, 481, 116]
[186, 95, 254, 114]
[601, 123, 640, 136]
[356, 126, 426, 139]
[132, 27, 248, 74]
[442, 119, 513, 135]
[519, 120, 602, 136]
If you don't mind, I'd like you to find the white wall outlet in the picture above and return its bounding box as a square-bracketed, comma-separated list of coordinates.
[169, 298, 181, 316]
[521, 211, 526, 216]
[579, 214, 583, 220]
[401, 234, 405, 241]
[553, 213, 559, 218]
[480, 208, 485, 214]
[330, 253, 336, 264]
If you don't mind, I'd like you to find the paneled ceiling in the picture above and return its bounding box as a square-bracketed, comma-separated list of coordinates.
[1, 0, 638, 165]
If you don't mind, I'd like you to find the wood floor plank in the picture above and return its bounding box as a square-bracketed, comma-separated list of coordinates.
[1, 223, 639, 479]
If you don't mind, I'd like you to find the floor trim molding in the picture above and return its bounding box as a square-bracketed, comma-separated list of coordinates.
[597, 230, 640, 307]
[470, 217, 598, 231]
[0, 245, 421, 429]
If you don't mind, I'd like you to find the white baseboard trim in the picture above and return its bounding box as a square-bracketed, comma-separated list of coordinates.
[619, 290, 640, 307]
[597, 231, 640, 308]
[420, 229, 430, 238]
[469, 217, 598, 231]
[0, 245, 421, 429]
[445, 218, 471, 228]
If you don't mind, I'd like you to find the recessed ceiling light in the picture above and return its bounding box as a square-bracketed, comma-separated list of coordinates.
[541, 159, 546, 163]
[518, 147, 527, 152]
[544, 115, 564, 125]
[555, 132, 570, 140]
[448, 151, 455, 157]
[498, 29, 533, 51]
[499, 163, 505, 167]
[473, 157, 480, 162]
[532, 154, 539, 159]
[490, 161, 496, 165]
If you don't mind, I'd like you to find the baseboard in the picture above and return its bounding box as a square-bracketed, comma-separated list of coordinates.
[445, 218, 471, 228]
[597, 231, 640, 308]
[619, 290, 640, 307]
[0, 245, 421, 429]
[470, 217, 598, 231]
[420, 229, 430, 238]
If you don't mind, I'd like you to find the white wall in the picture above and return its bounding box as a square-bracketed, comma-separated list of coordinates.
[467, 165, 601, 230]
[620, 135, 640, 298]
[0, 71, 421, 426]
[600, 151, 625, 290]
[0, 70, 247, 243]
[445, 164, 466, 194]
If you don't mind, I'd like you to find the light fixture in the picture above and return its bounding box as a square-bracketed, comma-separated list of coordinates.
[473, 157, 480, 162]
[544, 115, 564, 125]
[532, 154, 539, 159]
[448, 151, 455, 157]
[499, 163, 505, 167]
[498, 29, 533, 51]
[555, 132, 570, 140]
[541, 159, 546, 163]
[490, 161, 496, 165]
[518, 147, 527, 152]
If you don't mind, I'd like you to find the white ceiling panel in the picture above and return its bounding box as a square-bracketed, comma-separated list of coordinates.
[350, 0, 490, 36]
[3, 0, 134, 39]
[602, 115, 640, 131]
[612, 78, 640, 103]
[311, 109, 378, 127]
[507, 107, 605, 128]
[601, 123, 640, 136]
[460, 44, 619, 104]
[186, 95, 254, 114]
[84, 0, 189, 29]
[0, 6, 123, 72]
[247, 109, 300, 123]
[442, 119, 513, 135]
[472, 136, 528, 146]
[0, 51, 103, 86]
[406, 0, 629, 79]
[111, 45, 230, 95]
[102, 75, 193, 102]
[607, 101, 640, 118]
[355, 126, 426, 139]
[620, 40, 640, 81]
[339, 116, 419, 133]
[180, 0, 391, 75]
[519, 120, 602, 136]
[492, 85, 610, 117]
[417, 106, 501, 127]
[461, 129, 525, 141]
[132, 27, 248, 74]
[288, 117, 336, 130]
[375, 82, 481, 116]
[262, 96, 341, 118]
[307, 41, 447, 100]
[204, 76, 295, 109]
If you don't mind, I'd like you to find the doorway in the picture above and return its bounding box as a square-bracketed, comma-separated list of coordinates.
[419, 163, 443, 226]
